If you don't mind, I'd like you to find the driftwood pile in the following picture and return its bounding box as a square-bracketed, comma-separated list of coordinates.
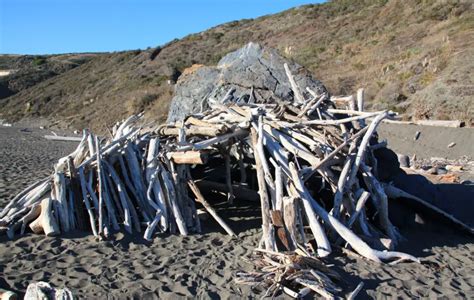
[236, 248, 346, 299]
[2, 66, 472, 297]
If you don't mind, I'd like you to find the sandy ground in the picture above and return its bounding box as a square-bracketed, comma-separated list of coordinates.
[379, 123, 474, 160]
[0, 125, 473, 299]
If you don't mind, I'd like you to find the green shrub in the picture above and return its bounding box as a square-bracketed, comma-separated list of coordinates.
[32, 56, 46, 66]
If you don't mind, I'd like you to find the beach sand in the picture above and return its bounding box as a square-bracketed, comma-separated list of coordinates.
[0, 125, 473, 298]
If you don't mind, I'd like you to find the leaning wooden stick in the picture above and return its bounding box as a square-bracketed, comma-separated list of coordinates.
[188, 180, 236, 237]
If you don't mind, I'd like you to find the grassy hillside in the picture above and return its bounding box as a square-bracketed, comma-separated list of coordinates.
[0, 0, 472, 131]
[0, 54, 97, 98]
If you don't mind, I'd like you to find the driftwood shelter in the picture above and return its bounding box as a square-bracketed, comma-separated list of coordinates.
[1, 44, 472, 298]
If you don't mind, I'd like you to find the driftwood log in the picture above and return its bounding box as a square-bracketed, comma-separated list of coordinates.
[0, 288, 17, 300]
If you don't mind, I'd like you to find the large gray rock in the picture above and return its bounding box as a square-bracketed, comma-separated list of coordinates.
[167, 42, 328, 123]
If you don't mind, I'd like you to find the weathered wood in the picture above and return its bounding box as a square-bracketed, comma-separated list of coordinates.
[78, 167, 98, 236]
[300, 112, 380, 126]
[44, 135, 83, 142]
[361, 163, 399, 245]
[251, 127, 274, 251]
[66, 157, 86, 230]
[347, 191, 370, 228]
[177, 129, 248, 151]
[185, 116, 227, 130]
[288, 163, 331, 257]
[347, 111, 389, 188]
[347, 282, 364, 300]
[160, 165, 188, 236]
[168, 151, 208, 165]
[383, 119, 464, 128]
[188, 180, 236, 237]
[282, 196, 298, 248]
[125, 145, 153, 221]
[53, 171, 70, 232]
[29, 197, 60, 236]
[284, 63, 304, 104]
[146, 137, 168, 231]
[291, 162, 419, 263]
[159, 125, 225, 137]
[0, 288, 17, 300]
[302, 126, 368, 181]
[103, 163, 133, 234]
[95, 136, 105, 236]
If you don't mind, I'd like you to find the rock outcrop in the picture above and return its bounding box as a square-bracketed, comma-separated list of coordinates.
[167, 43, 328, 123]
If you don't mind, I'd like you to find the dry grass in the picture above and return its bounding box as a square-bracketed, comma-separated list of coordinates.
[0, 0, 472, 131]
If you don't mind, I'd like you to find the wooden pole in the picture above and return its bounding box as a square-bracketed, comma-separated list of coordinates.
[188, 180, 236, 237]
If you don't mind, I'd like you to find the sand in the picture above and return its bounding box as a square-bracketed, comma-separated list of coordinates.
[0, 125, 473, 298]
[378, 123, 474, 160]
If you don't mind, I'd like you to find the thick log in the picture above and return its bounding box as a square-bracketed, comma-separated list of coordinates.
[44, 135, 82, 142]
[251, 127, 274, 251]
[274, 163, 284, 211]
[282, 196, 299, 249]
[256, 118, 277, 206]
[0, 288, 17, 300]
[332, 141, 357, 219]
[20, 203, 41, 234]
[52, 171, 70, 232]
[29, 198, 60, 236]
[357, 88, 365, 112]
[167, 151, 208, 165]
[146, 137, 168, 231]
[159, 125, 225, 137]
[185, 116, 227, 130]
[382, 119, 464, 128]
[177, 129, 248, 151]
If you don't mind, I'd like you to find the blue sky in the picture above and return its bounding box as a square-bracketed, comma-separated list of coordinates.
[0, 0, 324, 55]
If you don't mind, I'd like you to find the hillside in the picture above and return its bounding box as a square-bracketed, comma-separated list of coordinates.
[0, 54, 97, 98]
[0, 0, 472, 131]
